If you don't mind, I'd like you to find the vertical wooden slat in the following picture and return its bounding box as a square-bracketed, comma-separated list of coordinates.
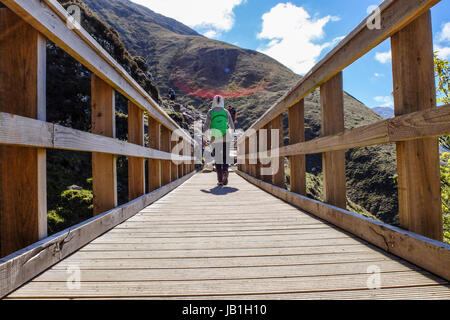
[289, 100, 306, 195]
[171, 139, 178, 182]
[248, 132, 257, 177]
[148, 117, 161, 192]
[178, 138, 184, 177]
[244, 137, 249, 174]
[91, 74, 117, 216]
[160, 126, 171, 186]
[271, 115, 285, 188]
[263, 123, 272, 184]
[128, 101, 145, 201]
[391, 10, 442, 241]
[255, 130, 261, 180]
[321, 72, 346, 209]
[0, 8, 47, 257]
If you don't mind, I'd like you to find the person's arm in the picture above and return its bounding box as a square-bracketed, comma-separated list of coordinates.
[226, 110, 235, 130]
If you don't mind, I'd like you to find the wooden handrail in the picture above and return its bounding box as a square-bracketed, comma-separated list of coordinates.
[242, 104, 450, 158]
[0, 112, 194, 161]
[238, 0, 441, 141]
[1, 0, 193, 144]
[0, 1, 196, 261]
[237, 0, 449, 281]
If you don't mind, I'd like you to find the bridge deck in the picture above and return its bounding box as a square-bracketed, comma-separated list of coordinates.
[6, 172, 450, 299]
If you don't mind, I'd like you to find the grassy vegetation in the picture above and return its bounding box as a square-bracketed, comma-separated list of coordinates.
[285, 164, 379, 220]
[435, 53, 450, 243]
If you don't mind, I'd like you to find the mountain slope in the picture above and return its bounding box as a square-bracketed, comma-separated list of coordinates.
[79, 0, 399, 223]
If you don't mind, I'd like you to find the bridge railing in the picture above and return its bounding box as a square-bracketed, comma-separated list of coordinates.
[237, 0, 450, 281]
[0, 0, 195, 297]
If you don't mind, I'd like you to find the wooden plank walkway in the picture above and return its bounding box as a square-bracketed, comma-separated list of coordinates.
[6, 172, 450, 299]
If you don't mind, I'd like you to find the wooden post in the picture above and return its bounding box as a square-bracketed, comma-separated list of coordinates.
[271, 115, 285, 188]
[248, 131, 257, 178]
[171, 138, 179, 182]
[160, 126, 171, 186]
[91, 74, 117, 216]
[255, 130, 261, 180]
[128, 102, 145, 200]
[0, 8, 47, 257]
[289, 100, 306, 195]
[245, 137, 250, 174]
[391, 10, 442, 241]
[321, 72, 346, 209]
[178, 138, 184, 177]
[148, 117, 161, 192]
[263, 123, 272, 184]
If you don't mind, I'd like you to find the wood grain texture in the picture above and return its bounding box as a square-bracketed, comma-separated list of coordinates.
[128, 102, 145, 201]
[237, 170, 450, 282]
[391, 10, 442, 241]
[160, 126, 171, 186]
[271, 115, 285, 188]
[148, 117, 161, 192]
[288, 100, 306, 195]
[171, 140, 179, 182]
[5, 172, 449, 299]
[91, 74, 117, 216]
[0, 171, 196, 298]
[238, 0, 441, 137]
[0, 0, 193, 143]
[262, 124, 272, 183]
[0, 8, 47, 257]
[320, 72, 346, 209]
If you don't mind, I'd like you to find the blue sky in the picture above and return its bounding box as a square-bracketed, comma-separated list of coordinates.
[132, 0, 450, 109]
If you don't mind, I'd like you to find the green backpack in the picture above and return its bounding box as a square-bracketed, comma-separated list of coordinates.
[210, 109, 228, 138]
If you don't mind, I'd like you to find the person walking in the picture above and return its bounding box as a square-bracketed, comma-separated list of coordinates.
[203, 95, 235, 186]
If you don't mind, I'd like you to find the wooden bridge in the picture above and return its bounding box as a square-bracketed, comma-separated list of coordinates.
[0, 0, 450, 299]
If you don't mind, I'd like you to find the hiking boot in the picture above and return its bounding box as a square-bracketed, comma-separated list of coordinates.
[223, 172, 229, 185]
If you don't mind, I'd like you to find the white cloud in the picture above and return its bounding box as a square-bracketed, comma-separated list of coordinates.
[256, 3, 340, 75]
[435, 44, 450, 60]
[439, 22, 450, 42]
[131, 0, 245, 34]
[374, 96, 394, 108]
[435, 22, 450, 60]
[204, 30, 218, 39]
[375, 50, 391, 64]
[374, 73, 384, 78]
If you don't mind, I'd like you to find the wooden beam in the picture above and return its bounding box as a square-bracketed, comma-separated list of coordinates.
[288, 100, 306, 195]
[255, 131, 261, 180]
[160, 126, 171, 186]
[0, 170, 196, 298]
[271, 115, 285, 188]
[0, 8, 47, 257]
[238, 0, 441, 140]
[391, 10, 442, 241]
[0, 112, 194, 161]
[236, 170, 450, 282]
[262, 124, 272, 184]
[275, 103, 450, 156]
[171, 140, 178, 182]
[321, 72, 346, 209]
[128, 102, 145, 201]
[178, 138, 184, 177]
[148, 117, 161, 192]
[91, 74, 117, 216]
[0, 0, 193, 144]
[1, 101, 448, 161]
